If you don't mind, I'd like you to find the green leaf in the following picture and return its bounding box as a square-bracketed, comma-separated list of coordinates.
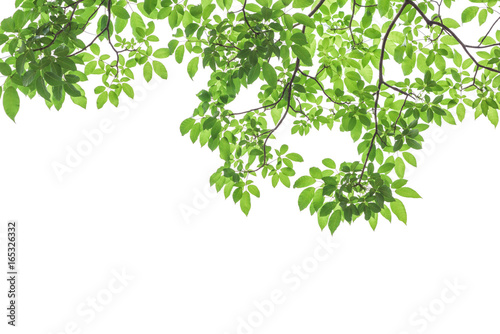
[369, 214, 378, 231]
[292, 0, 313, 8]
[390, 199, 407, 224]
[43, 72, 63, 86]
[488, 108, 498, 127]
[175, 44, 185, 63]
[153, 60, 168, 79]
[187, 57, 199, 80]
[240, 191, 251, 216]
[406, 138, 422, 149]
[0, 62, 12, 76]
[318, 215, 328, 230]
[248, 63, 260, 84]
[145, 0, 158, 14]
[403, 152, 417, 167]
[112, 6, 130, 19]
[71, 96, 87, 109]
[22, 70, 36, 87]
[380, 205, 392, 222]
[286, 153, 303, 162]
[322, 158, 336, 169]
[262, 62, 277, 87]
[395, 157, 405, 179]
[309, 167, 323, 179]
[143, 62, 153, 82]
[36, 77, 51, 101]
[378, 162, 395, 174]
[153, 48, 170, 58]
[293, 176, 316, 188]
[364, 28, 381, 39]
[291, 45, 313, 66]
[391, 179, 408, 189]
[3, 87, 20, 122]
[64, 83, 81, 97]
[131, 12, 146, 32]
[279, 173, 290, 187]
[190, 123, 201, 143]
[378, 0, 390, 16]
[290, 32, 308, 46]
[108, 90, 118, 107]
[248, 185, 260, 198]
[402, 57, 414, 76]
[442, 18, 460, 28]
[298, 187, 315, 211]
[180, 118, 195, 135]
[462, 6, 479, 23]
[292, 13, 315, 28]
[219, 137, 230, 161]
[96, 91, 108, 109]
[328, 211, 341, 234]
[395, 187, 422, 199]
[122, 83, 134, 98]
[0, 34, 8, 45]
[57, 57, 76, 71]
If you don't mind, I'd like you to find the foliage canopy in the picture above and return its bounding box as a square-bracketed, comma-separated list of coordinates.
[1, 0, 500, 233]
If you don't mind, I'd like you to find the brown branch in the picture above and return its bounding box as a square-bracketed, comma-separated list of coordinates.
[393, 95, 409, 133]
[408, 0, 500, 75]
[227, 82, 290, 116]
[356, 1, 408, 187]
[68, 0, 112, 57]
[33, 3, 80, 52]
[242, 0, 259, 34]
[244, 25, 306, 174]
[298, 69, 347, 105]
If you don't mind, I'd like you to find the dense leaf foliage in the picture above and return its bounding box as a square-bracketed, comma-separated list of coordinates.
[1, 0, 499, 232]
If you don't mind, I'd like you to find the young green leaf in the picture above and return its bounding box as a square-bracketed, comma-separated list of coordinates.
[187, 57, 199, 80]
[396, 187, 422, 199]
[462, 6, 479, 23]
[403, 152, 417, 167]
[298, 187, 315, 211]
[293, 13, 315, 28]
[3, 87, 20, 122]
[175, 45, 185, 64]
[153, 61, 168, 79]
[262, 62, 277, 88]
[153, 48, 170, 58]
[488, 108, 498, 127]
[291, 45, 313, 66]
[286, 153, 303, 162]
[390, 199, 407, 224]
[112, 6, 130, 19]
[328, 211, 341, 234]
[292, 0, 313, 9]
[219, 137, 230, 161]
[378, 0, 390, 16]
[293, 176, 316, 188]
[143, 62, 153, 82]
[240, 191, 251, 216]
[248, 63, 260, 84]
[180, 118, 195, 136]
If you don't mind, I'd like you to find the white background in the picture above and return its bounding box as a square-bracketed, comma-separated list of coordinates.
[1, 1, 500, 333]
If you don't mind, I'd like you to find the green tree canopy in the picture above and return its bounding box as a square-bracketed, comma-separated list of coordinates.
[1, 0, 499, 233]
